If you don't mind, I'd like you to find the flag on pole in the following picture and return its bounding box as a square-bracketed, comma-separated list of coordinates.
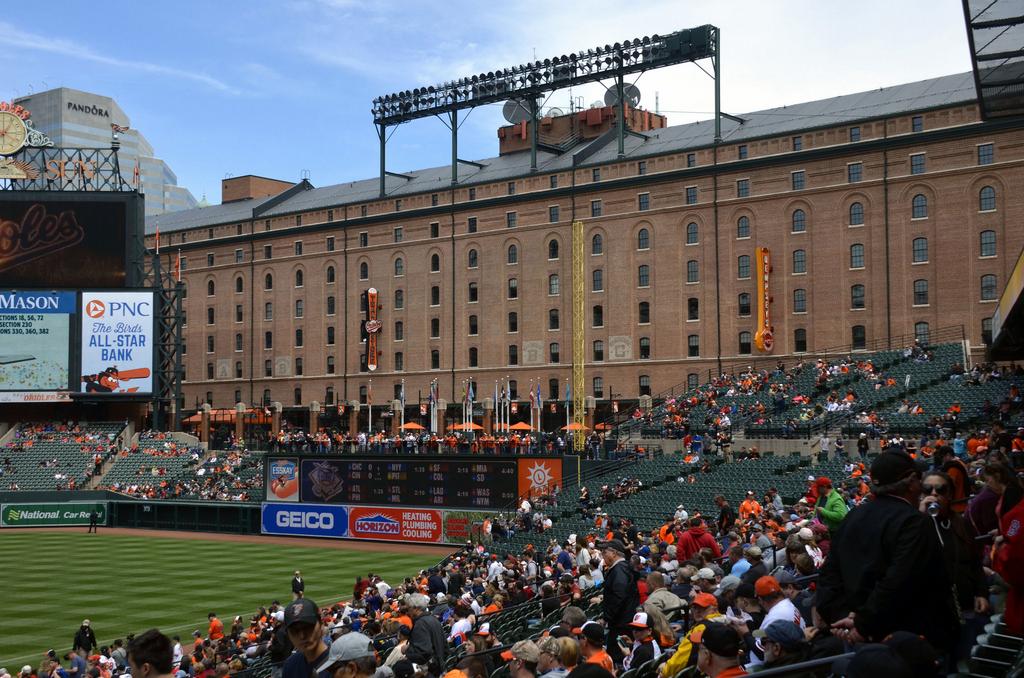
[467, 382, 474, 403]
[564, 381, 571, 405]
[400, 380, 406, 407]
[173, 250, 181, 282]
[368, 382, 373, 406]
[536, 383, 543, 409]
[529, 384, 536, 408]
[155, 226, 160, 254]
[461, 382, 467, 405]
[494, 380, 499, 408]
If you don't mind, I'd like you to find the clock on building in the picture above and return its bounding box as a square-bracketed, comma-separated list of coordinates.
[0, 111, 28, 155]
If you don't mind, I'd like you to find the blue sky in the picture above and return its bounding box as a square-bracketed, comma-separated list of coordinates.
[2, 0, 973, 204]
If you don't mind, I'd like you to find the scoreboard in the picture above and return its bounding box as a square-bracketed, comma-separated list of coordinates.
[266, 455, 563, 510]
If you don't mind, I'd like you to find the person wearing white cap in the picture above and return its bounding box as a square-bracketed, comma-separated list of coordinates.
[73, 621, 97, 656]
[315, 633, 376, 678]
[673, 505, 688, 523]
[621, 612, 661, 671]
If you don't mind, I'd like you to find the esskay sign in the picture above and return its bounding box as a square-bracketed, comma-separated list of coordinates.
[1, 502, 106, 527]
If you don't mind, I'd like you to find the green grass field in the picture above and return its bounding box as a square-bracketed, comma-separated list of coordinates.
[0, 531, 443, 670]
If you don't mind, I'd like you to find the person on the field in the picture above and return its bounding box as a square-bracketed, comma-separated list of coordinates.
[74, 621, 97, 656]
[291, 571, 305, 600]
[88, 510, 99, 534]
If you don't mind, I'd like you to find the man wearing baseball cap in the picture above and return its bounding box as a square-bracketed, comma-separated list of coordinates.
[752, 621, 807, 672]
[597, 539, 638, 666]
[738, 547, 766, 585]
[501, 640, 540, 678]
[694, 624, 746, 677]
[817, 451, 957, 648]
[622, 613, 661, 671]
[573, 622, 613, 674]
[660, 594, 722, 677]
[813, 477, 848, 533]
[281, 599, 329, 678]
[315, 633, 376, 678]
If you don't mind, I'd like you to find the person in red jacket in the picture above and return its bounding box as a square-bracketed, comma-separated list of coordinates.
[994, 498, 1024, 635]
[677, 517, 722, 561]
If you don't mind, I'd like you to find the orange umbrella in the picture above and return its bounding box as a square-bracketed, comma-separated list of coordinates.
[401, 422, 426, 430]
[594, 422, 613, 431]
[509, 421, 534, 431]
[452, 422, 484, 431]
[561, 422, 589, 431]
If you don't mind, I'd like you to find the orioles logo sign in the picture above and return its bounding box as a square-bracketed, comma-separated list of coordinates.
[0, 204, 85, 273]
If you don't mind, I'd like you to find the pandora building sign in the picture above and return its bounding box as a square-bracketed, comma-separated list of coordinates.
[66, 101, 110, 118]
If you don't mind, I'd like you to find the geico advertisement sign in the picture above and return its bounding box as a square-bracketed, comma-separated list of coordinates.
[261, 503, 348, 538]
[348, 507, 442, 543]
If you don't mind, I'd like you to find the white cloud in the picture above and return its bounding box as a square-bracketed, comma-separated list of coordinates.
[0, 21, 239, 94]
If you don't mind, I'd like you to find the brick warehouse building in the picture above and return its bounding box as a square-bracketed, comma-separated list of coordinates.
[147, 72, 1024, 422]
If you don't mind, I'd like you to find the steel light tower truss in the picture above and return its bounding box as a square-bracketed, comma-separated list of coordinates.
[572, 219, 586, 451]
[370, 25, 720, 196]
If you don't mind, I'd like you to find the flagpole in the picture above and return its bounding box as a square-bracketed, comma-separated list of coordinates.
[400, 378, 405, 431]
[368, 379, 373, 433]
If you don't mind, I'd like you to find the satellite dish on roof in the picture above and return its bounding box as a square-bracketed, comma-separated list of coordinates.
[503, 98, 540, 124]
[546, 107, 564, 118]
[604, 83, 641, 107]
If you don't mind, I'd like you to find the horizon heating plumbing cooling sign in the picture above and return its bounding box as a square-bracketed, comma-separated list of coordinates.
[80, 291, 154, 394]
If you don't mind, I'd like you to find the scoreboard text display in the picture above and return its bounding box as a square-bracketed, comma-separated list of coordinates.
[0, 291, 74, 400]
[267, 455, 563, 511]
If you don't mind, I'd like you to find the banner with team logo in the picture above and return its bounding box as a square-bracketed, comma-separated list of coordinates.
[79, 291, 154, 394]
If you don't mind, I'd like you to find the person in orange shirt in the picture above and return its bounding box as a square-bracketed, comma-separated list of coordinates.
[574, 622, 614, 674]
[207, 613, 224, 641]
[738, 491, 763, 521]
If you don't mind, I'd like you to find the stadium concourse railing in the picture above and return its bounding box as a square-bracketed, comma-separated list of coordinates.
[604, 324, 968, 439]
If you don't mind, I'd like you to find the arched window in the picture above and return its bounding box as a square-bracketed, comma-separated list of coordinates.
[508, 345, 518, 365]
[430, 253, 440, 272]
[326, 296, 335, 315]
[639, 337, 651, 359]
[849, 202, 864, 225]
[739, 331, 752, 354]
[593, 340, 604, 361]
[548, 274, 560, 295]
[638, 265, 650, 287]
[592, 305, 603, 327]
[591, 234, 603, 255]
[507, 244, 518, 264]
[638, 301, 650, 324]
[207, 307, 214, 324]
[792, 209, 807, 233]
[738, 293, 751, 316]
[687, 298, 699, 321]
[549, 343, 560, 363]
[912, 194, 928, 219]
[913, 279, 928, 305]
[468, 315, 478, 335]
[548, 308, 560, 330]
[359, 262, 368, 279]
[431, 350, 440, 369]
[264, 302, 273, 320]
[394, 321, 403, 340]
[639, 374, 651, 396]
[737, 216, 750, 238]
[793, 288, 807, 313]
[912, 237, 928, 263]
[981, 274, 997, 300]
[235, 276, 243, 293]
[295, 269, 304, 287]
[979, 186, 996, 211]
[794, 328, 807, 353]
[294, 299, 304, 318]
[508, 278, 518, 299]
[851, 284, 865, 309]
[394, 258, 404, 276]
[207, 280, 215, 296]
[264, 273, 273, 290]
[592, 269, 603, 292]
[737, 255, 751, 279]
[850, 244, 865, 268]
[792, 249, 806, 273]
[469, 347, 478, 367]
[981, 230, 997, 257]
[852, 325, 866, 349]
[326, 265, 335, 284]
[687, 335, 700, 357]
[508, 311, 518, 332]
[686, 222, 699, 244]
[593, 377, 604, 398]
[394, 289, 404, 309]
[468, 249, 478, 268]
[294, 387, 302, 407]
[295, 328, 303, 347]
[914, 322, 930, 345]
[431, 286, 440, 306]
[686, 260, 699, 283]
[637, 228, 650, 250]
[548, 239, 559, 260]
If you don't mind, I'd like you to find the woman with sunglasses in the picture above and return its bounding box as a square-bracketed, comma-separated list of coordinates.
[920, 470, 990, 670]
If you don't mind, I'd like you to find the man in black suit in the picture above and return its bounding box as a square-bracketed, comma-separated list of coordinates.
[88, 510, 99, 534]
[598, 539, 638, 668]
[291, 570, 305, 600]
